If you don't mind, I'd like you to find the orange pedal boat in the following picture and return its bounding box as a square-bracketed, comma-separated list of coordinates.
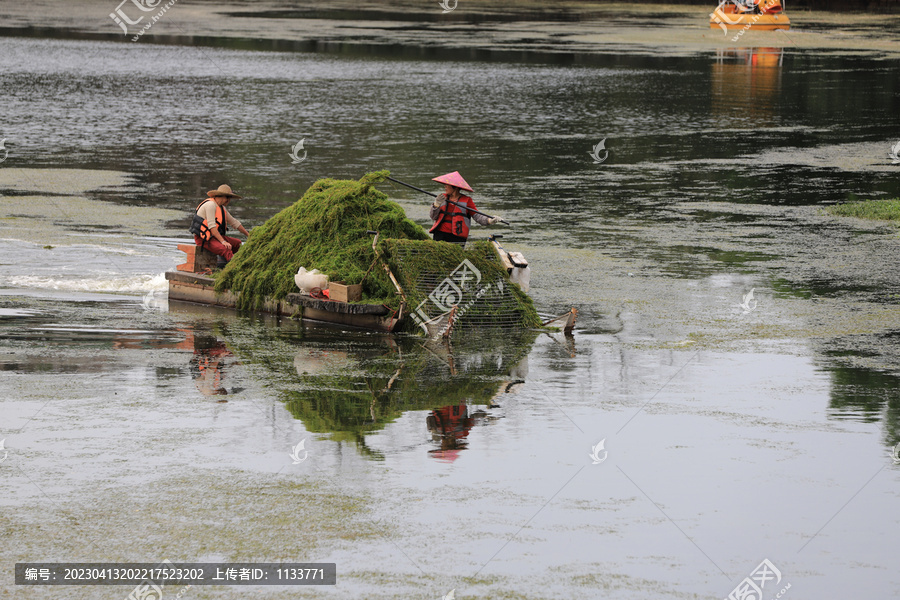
[710, 0, 790, 31]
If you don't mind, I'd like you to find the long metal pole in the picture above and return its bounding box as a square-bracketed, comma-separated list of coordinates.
[386, 176, 509, 225]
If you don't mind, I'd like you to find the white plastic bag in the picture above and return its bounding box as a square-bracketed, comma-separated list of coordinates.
[294, 267, 328, 293]
[510, 266, 531, 293]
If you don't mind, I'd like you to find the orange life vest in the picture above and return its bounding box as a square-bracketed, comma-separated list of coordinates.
[192, 199, 227, 242]
[430, 195, 475, 238]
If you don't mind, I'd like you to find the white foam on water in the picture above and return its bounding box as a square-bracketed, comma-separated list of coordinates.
[5, 272, 169, 295]
[0, 308, 40, 317]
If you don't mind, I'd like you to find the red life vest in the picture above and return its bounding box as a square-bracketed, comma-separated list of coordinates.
[430, 195, 476, 238]
[194, 199, 227, 241]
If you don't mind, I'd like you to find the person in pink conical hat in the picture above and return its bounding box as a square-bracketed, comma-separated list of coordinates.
[429, 171, 504, 244]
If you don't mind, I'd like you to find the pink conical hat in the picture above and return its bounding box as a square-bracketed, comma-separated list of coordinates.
[432, 171, 473, 192]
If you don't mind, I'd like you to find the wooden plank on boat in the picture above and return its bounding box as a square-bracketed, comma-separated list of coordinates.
[284, 293, 389, 316]
[166, 271, 287, 314]
[166, 270, 215, 286]
[301, 307, 397, 331]
[507, 251, 528, 268]
[490, 240, 514, 271]
[176, 243, 217, 272]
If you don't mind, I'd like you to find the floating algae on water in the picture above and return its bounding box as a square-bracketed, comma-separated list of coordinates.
[215, 171, 540, 332]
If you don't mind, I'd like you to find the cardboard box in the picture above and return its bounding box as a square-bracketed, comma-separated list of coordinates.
[328, 281, 362, 303]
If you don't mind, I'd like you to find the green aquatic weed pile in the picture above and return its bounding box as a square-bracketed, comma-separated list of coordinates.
[215, 171, 428, 310]
[215, 170, 540, 331]
[380, 238, 542, 330]
[827, 198, 900, 222]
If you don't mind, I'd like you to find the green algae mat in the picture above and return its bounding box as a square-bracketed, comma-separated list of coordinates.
[215, 171, 540, 332]
[827, 198, 900, 222]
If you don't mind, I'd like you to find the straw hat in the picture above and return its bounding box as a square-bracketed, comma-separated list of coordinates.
[207, 184, 242, 199]
[432, 171, 473, 192]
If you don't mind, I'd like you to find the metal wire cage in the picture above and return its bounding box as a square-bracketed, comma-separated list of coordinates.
[381, 239, 541, 333]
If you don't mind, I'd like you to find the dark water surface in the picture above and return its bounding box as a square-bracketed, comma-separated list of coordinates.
[2, 35, 900, 599]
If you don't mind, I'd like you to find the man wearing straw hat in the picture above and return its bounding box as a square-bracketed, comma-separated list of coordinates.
[190, 184, 250, 266]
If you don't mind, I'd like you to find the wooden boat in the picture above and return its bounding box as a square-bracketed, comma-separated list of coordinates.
[167, 241, 575, 334]
[168, 243, 402, 331]
[166, 270, 404, 332]
[710, 0, 790, 31]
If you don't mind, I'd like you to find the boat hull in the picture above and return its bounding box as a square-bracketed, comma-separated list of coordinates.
[710, 7, 790, 30]
[165, 271, 402, 332]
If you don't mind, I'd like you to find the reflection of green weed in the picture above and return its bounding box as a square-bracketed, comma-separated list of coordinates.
[229, 330, 538, 455]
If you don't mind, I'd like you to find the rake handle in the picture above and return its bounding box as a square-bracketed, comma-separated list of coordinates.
[386, 176, 509, 225]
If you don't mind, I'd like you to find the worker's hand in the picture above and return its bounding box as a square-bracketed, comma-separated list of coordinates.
[223, 242, 232, 250]
[488, 216, 504, 225]
[432, 194, 446, 209]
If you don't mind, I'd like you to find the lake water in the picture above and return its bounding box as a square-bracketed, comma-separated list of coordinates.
[1, 34, 899, 599]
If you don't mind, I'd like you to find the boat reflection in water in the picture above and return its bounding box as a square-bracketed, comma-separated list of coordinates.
[174, 328, 237, 399]
[426, 403, 485, 462]
[274, 328, 540, 460]
[711, 47, 783, 126]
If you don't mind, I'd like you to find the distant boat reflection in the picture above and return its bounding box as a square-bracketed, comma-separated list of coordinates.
[712, 47, 783, 125]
